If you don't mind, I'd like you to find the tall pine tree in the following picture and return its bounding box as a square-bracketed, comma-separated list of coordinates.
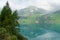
[0, 2, 27, 40]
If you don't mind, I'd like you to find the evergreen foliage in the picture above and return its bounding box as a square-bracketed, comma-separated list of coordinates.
[0, 2, 28, 40]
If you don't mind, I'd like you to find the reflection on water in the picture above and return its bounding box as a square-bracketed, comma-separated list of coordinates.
[21, 27, 60, 40]
[31, 31, 60, 40]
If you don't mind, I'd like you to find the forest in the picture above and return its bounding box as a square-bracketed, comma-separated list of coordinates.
[0, 2, 28, 40]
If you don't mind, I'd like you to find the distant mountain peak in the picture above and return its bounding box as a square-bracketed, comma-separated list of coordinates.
[18, 6, 47, 16]
[25, 6, 39, 11]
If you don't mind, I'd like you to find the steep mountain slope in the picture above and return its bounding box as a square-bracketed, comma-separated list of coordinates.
[18, 6, 47, 38]
[38, 10, 60, 33]
[19, 6, 60, 39]
[18, 6, 46, 16]
[19, 6, 46, 25]
[47, 10, 60, 33]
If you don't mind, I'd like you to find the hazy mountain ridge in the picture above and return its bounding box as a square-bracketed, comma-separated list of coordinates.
[18, 6, 46, 16]
[19, 6, 48, 38]
[38, 10, 60, 33]
[18, 6, 60, 39]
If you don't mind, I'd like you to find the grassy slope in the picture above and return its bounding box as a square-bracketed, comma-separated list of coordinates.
[20, 14, 41, 25]
[20, 10, 60, 37]
[20, 13, 46, 38]
[46, 13, 60, 33]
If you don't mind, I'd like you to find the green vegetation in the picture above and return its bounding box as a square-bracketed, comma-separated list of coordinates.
[20, 14, 41, 25]
[38, 12, 60, 33]
[47, 13, 60, 33]
[0, 2, 27, 40]
[20, 7, 60, 34]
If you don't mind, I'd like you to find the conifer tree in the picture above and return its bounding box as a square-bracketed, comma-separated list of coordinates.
[0, 2, 27, 40]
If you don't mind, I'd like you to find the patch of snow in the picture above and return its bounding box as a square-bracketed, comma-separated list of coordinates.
[30, 10, 34, 12]
[35, 8, 38, 10]
[35, 21, 39, 24]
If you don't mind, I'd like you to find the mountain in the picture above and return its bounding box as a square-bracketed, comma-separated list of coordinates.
[18, 6, 46, 16]
[18, 6, 60, 39]
[19, 6, 47, 38]
[19, 6, 47, 25]
[47, 10, 60, 33]
[38, 10, 60, 33]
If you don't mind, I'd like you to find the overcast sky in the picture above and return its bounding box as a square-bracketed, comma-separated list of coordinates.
[0, 0, 60, 10]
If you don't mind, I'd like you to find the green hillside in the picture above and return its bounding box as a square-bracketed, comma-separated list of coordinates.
[19, 6, 46, 38]
[19, 6, 60, 38]
[39, 11, 60, 33]
[19, 6, 45, 25]
[20, 14, 41, 25]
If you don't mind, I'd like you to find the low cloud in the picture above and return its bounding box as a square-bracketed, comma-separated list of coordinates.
[0, 0, 60, 11]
